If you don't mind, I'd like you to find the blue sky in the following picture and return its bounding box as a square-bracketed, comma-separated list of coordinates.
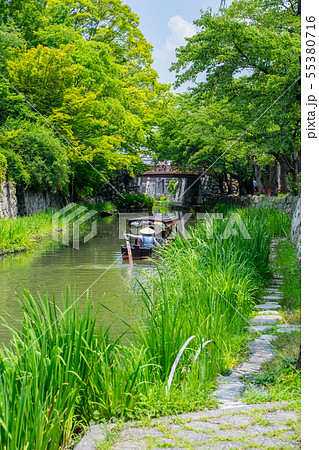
[124, 0, 228, 91]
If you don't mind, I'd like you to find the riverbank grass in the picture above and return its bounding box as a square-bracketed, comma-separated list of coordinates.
[0, 211, 55, 254]
[0, 207, 292, 448]
[0, 201, 116, 255]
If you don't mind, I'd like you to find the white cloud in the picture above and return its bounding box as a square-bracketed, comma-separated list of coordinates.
[165, 15, 196, 51]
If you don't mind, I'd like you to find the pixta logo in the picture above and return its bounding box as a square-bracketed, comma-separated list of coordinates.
[118, 212, 251, 241]
[196, 213, 251, 240]
[52, 203, 98, 249]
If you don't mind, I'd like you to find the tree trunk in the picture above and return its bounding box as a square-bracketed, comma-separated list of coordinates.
[296, 346, 301, 370]
[269, 165, 279, 195]
[218, 175, 224, 194]
[225, 172, 233, 195]
[253, 161, 265, 194]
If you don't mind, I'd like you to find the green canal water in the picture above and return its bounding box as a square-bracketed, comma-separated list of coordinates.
[0, 214, 161, 344]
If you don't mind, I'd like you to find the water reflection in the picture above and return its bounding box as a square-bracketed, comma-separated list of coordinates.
[0, 210, 187, 344]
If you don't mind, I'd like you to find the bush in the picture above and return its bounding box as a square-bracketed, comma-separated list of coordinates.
[81, 201, 116, 214]
[167, 178, 178, 196]
[114, 193, 155, 210]
[0, 121, 69, 194]
[287, 173, 301, 196]
[0, 152, 7, 182]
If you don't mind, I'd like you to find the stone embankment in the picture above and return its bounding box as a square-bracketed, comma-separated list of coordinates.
[76, 241, 301, 450]
[0, 181, 18, 218]
[209, 194, 299, 217]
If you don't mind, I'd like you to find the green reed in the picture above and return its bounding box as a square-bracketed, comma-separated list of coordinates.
[0, 207, 290, 448]
[0, 211, 54, 253]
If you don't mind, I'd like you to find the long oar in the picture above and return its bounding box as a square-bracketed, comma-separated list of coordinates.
[124, 234, 133, 266]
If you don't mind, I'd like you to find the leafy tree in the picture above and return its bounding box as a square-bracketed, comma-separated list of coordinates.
[155, 0, 301, 194]
[0, 151, 7, 182]
[0, 121, 69, 193]
[0, 0, 171, 196]
[0, 0, 47, 45]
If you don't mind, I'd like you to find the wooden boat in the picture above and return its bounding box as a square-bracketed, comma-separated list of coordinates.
[121, 215, 179, 261]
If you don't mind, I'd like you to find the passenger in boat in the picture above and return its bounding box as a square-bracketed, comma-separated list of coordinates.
[127, 227, 160, 249]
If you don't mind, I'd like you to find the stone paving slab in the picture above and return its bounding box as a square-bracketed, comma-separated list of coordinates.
[75, 424, 106, 450]
[102, 404, 299, 449]
[75, 402, 300, 449]
[247, 436, 298, 447]
[187, 420, 220, 432]
[257, 310, 280, 315]
[261, 294, 283, 301]
[246, 325, 274, 333]
[113, 439, 147, 449]
[174, 429, 214, 443]
[119, 427, 164, 440]
[249, 316, 282, 325]
[213, 335, 276, 409]
[255, 302, 281, 310]
[194, 443, 245, 449]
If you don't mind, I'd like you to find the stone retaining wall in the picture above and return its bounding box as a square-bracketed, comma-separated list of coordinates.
[0, 181, 64, 218]
[0, 181, 18, 218]
[290, 197, 301, 262]
[16, 186, 63, 216]
[210, 194, 299, 217]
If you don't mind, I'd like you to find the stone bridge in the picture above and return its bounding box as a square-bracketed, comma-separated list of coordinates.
[136, 163, 205, 206]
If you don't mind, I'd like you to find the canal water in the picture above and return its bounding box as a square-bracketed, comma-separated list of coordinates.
[0, 212, 182, 344]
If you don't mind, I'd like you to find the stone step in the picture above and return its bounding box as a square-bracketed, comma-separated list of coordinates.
[249, 315, 282, 325]
[256, 302, 281, 310]
[262, 295, 283, 301]
[247, 325, 275, 333]
[271, 279, 283, 284]
[247, 324, 301, 334]
[257, 310, 280, 315]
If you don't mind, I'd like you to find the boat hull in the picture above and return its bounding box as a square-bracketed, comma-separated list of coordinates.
[121, 245, 153, 260]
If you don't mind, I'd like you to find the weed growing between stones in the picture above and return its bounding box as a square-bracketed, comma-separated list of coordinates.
[242, 332, 301, 409]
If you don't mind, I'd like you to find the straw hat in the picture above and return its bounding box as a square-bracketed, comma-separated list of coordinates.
[140, 227, 155, 235]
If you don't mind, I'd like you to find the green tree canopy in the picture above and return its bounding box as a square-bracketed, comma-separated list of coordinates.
[0, 0, 171, 196]
[152, 0, 300, 194]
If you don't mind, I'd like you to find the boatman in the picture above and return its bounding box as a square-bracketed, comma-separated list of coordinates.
[126, 227, 160, 249]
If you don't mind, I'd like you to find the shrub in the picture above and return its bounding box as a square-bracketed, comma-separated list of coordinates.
[81, 201, 116, 214]
[0, 152, 7, 182]
[167, 178, 178, 196]
[0, 121, 69, 194]
[114, 193, 155, 210]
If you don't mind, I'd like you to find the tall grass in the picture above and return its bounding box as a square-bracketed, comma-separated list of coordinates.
[212, 204, 291, 237]
[0, 211, 55, 254]
[0, 207, 290, 447]
[134, 208, 278, 386]
[0, 203, 108, 255]
[0, 290, 153, 448]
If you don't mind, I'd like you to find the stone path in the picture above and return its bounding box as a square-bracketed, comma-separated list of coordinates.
[76, 402, 300, 450]
[76, 244, 301, 450]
